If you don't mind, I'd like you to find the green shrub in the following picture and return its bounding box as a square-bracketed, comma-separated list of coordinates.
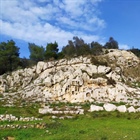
[91, 57, 108, 66]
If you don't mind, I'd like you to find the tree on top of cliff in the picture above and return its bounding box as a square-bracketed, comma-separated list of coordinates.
[0, 40, 20, 75]
[104, 37, 119, 49]
[28, 43, 45, 63]
[44, 41, 59, 60]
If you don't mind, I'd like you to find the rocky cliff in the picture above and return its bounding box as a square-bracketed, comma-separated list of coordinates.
[0, 49, 140, 106]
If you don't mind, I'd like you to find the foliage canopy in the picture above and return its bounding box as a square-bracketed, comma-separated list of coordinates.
[0, 40, 20, 75]
[0, 36, 140, 75]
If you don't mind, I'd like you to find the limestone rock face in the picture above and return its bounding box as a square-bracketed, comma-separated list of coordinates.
[44, 77, 52, 87]
[0, 50, 140, 107]
[36, 61, 45, 74]
[97, 65, 111, 74]
[107, 49, 139, 67]
[0, 78, 7, 93]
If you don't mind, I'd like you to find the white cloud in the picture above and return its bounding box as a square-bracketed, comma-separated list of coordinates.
[0, 0, 105, 49]
[119, 44, 130, 50]
[61, 0, 85, 17]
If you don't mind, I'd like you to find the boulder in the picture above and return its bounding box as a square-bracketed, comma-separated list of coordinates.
[66, 116, 73, 119]
[127, 106, 136, 113]
[39, 108, 53, 114]
[117, 105, 127, 113]
[103, 103, 117, 112]
[78, 109, 84, 114]
[89, 105, 104, 112]
[136, 107, 140, 112]
[52, 116, 58, 119]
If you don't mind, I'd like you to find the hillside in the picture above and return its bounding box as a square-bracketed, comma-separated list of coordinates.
[0, 49, 140, 107]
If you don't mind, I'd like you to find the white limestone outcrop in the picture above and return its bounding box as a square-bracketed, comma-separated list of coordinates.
[0, 49, 139, 107]
[107, 49, 139, 67]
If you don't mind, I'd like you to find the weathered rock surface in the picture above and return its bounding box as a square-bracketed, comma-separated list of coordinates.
[0, 49, 140, 107]
[136, 107, 140, 112]
[103, 103, 117, 112]
[0, 114, 42, 121]
[89, 104, 139, 113]
[107, 49, 139, 68]
[127, 106, 136, 113]
[89, 105, 104, 112]
[39, 105, 84, 115]
[117, 105, 127, 113]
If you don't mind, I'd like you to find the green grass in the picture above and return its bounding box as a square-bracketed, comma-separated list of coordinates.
[1, 115, 140, 140]
[0, 104, 40, 118]
[0, 105, 140, 140]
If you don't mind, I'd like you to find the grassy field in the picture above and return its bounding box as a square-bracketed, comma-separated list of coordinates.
[0, 104, 140, 140]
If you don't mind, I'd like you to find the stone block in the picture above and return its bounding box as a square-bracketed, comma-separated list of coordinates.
[103, 103, 116, 112]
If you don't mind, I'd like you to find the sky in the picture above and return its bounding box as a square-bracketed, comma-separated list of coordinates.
[0, 0, 140, 58]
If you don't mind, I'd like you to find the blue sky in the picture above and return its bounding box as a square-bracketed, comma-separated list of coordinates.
[0, 0, 140, 58]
